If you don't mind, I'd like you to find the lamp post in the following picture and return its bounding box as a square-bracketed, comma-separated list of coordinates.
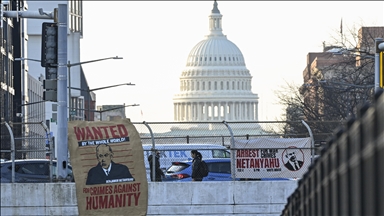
[14, 57, 41, 62]
[68, 56, 123, 120]
[68, 83, 135, 120]
[96, 104, 140, 121]
[73, 104, 140, 121]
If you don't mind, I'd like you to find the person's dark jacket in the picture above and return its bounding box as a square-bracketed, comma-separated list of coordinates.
[86, 161, 134, 185]
[148, 154, 164, 182]
[191, 153, 203, 181]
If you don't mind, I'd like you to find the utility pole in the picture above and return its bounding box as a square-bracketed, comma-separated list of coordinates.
[56, 4, 68, 181]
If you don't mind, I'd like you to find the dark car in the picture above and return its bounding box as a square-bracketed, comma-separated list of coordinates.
[0, 159, 74, 183]
[163, 158, 297, 182]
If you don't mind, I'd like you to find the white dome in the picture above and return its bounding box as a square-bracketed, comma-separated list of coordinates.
[173, 1, 259, 122]
[186, 36, 245, 67]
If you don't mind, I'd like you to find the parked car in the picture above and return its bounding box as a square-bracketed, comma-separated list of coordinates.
[163, 158, 296, 182]
[143, 144, 230, 181]
[0, 159, 74, 183]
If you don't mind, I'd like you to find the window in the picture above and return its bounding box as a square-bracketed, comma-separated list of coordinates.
[11, 163, 49, 175]
[208, 162, 231, 174]
[69, 0, 83, 34]
[212, 150, 231, 158]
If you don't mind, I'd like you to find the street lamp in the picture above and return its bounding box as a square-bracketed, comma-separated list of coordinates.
[68, 82, 135, 120]
[73, 104, 140, 121]
[68, 56, 123, 120]
[14, 57, 42, 63]
[95, 104, 140, 121]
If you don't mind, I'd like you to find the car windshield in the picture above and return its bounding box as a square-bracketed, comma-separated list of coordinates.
[212, 149, 230, 158]
[166, 163, 189, 173]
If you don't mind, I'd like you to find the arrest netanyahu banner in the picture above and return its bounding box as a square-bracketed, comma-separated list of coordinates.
[68, 119, 147, 216]
[234, 138, 312, 178]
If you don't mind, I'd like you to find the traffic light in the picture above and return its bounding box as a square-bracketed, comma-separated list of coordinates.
[41, 22, 58, 101]
[380, 51, 384, 88]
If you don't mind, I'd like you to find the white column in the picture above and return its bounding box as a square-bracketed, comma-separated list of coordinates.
[198, 103, 200, 120]
[224, 102, 227, 120]
[218, 102, 221, 120]
[183, 103, 187, 121]
[173, 103, 177, 121]
[230, 102, 234, 120]
[250, 102, 254, 121]
[211, 102, 214, 121]
[255, 102, 259, 121]
[178, 103, 181, 121]
[204, 103, 208, 120]
[238, 102, 241, 120]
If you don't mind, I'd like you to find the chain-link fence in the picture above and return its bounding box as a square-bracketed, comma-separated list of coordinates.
[1, 120, 342, 182]
[0, 121, 57, 183]
[134, 120, 336, 145]
[133, 120, 342, 181]
[0, 121, 52, 160]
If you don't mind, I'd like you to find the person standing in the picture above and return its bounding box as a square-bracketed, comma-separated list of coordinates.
[191, 150, 203, 181]
[148, 150, 165, 182]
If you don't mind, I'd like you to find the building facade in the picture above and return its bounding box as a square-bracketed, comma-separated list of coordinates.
[173, 1, 259, 122]
[94, 104, 126, 122]
[292, 26, 384, 144]
[1, 0, 91, 160]
[1, 0, 25, 159]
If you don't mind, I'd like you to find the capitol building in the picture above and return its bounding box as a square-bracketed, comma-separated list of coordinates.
[173, 1, 259, 122]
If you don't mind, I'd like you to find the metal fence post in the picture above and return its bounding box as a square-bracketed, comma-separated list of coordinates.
[143, 121, 156, 182]
[301, 120, 315, 160]
[40, 121, 53, 182]
[222, 121, 235, 180]
[4, 122, 15, 183]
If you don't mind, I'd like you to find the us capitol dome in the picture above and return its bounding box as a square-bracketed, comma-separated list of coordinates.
[173, 1, 259, 122]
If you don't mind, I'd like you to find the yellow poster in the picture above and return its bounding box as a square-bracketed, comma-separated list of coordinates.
[68, 119, 147, 216]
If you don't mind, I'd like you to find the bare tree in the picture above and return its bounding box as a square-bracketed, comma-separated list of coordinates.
[276, 25, 383, 143]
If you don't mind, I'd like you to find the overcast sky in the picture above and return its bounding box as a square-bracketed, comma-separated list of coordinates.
[80, 1, 384, 122]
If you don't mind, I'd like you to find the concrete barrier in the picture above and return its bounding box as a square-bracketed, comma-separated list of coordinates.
[1, 181, 298, 215]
